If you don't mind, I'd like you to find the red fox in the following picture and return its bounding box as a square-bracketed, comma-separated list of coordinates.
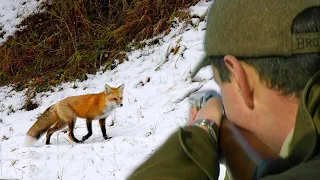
[24, 83, 124, 146]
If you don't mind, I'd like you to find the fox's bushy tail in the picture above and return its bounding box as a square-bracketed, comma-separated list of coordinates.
[24, 105, 58, 147]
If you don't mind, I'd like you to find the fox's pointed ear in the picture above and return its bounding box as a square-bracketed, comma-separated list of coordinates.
[105, 84, 112, 93]
[118, 84, 124, 92]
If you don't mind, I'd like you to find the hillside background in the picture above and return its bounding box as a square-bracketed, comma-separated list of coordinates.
[0, 0, 226, 179]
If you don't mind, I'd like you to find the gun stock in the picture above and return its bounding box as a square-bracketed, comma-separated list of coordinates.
[219, 116, 292, 180]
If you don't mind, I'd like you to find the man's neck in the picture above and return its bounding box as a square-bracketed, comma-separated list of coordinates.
[253, 89, 299, 153]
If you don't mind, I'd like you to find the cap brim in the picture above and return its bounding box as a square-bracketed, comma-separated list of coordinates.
[190, 56, 211, 79]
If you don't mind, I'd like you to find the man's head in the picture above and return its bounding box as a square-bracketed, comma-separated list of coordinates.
[192, 0, 320, 152]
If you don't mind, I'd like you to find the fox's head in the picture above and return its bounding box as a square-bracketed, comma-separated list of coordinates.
[105, 83, 124, 108]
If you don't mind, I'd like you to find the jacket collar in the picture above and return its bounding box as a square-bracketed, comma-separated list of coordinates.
[288, 70, 320, 164]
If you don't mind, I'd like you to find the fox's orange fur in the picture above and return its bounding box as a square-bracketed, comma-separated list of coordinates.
[24, 84, 124, 146]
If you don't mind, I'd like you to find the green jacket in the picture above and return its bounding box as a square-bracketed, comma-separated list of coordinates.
[127, 70, 320, 180]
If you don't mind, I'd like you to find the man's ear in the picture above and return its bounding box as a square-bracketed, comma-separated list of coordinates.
[224, 55, 254, 109]
[105, 84, 112, 94]
[118, 84, 124, 92]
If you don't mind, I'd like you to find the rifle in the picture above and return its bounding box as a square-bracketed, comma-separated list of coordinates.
[188, 90, 292, 180]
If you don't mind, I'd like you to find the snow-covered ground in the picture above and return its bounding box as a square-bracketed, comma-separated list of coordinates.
[0, 0, 226, 179]
[0, 0, 43, 44]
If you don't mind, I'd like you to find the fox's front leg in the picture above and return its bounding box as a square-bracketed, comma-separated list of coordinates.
[99, 118, 111, 140]
[82, 118, 93, 142]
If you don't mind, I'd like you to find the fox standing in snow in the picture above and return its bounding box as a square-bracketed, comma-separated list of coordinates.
[24, 83, 124, 146]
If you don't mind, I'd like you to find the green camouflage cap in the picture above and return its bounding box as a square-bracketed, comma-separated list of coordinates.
[191, 0, 320, 78]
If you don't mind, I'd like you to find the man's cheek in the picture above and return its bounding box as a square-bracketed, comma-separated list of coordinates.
[221, 89, 239, 120]
[221, 95, 233, 118]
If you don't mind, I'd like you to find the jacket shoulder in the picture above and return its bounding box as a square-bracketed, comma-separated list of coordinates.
[262, 158, 320, 180]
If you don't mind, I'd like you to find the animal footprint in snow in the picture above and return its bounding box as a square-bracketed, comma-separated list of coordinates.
[137, 77, 151, 87]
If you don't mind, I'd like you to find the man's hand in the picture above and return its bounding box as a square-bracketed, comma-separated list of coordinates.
[188, 98, 223, 128]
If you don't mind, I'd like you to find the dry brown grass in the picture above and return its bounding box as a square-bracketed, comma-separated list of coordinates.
[0, 0, 200, 95]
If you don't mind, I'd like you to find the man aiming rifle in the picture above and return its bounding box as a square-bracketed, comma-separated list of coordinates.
[127, 0, 320, 179]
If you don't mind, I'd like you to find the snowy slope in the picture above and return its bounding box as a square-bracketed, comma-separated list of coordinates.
[0, 0, 226, 179]
[0, 0, 43, 44]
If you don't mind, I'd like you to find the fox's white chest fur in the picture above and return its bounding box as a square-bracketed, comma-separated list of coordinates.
[95, 102, 118, 119]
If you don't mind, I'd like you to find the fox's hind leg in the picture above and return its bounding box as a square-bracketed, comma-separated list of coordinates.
[56, 102, 81, 143]
[81, 118, 93, 142]
[67, 119, 82, 143]
[46, 120, 67, 145]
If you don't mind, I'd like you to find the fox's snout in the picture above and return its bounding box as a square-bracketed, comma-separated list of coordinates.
[108, 101, 123, 108]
